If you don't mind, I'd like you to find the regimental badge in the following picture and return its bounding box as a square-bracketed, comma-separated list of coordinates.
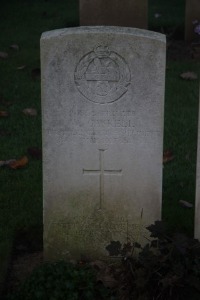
[74, 46, 131, 104]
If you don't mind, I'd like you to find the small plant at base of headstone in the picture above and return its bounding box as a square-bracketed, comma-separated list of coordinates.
[5, 261, 113, 300]
[117, 221, 200, 300]
[5, 222, 200, 300]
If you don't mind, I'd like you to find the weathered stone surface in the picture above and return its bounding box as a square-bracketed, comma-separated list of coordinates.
[80, 0, 148, 28]
[41, 27, 166, 261]
[185, 0, 200, 42]
[195, 85, 200, 240]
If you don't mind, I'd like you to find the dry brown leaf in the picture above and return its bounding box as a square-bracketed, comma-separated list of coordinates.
[0, 111, 9, 117]
[10, 44, 19, 51]
[179, 200, 193, 208]
[163, 150, 174, 164]
[180, 71, 198, 80]
[9, 156, 28, 169]
[23, 108, 37, 116]
[0, 52, 8, 59]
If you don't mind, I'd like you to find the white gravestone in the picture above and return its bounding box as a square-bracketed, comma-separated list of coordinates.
[41, 27, 166, 261]
[195, 84, 200, 240]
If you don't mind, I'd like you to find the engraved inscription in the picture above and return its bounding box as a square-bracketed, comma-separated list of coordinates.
[74, 46, 131, 104]
[83, 149, 122, 209]
[51, 220, 148, 246]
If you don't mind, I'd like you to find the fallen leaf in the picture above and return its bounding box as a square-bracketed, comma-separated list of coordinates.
[0, 159, 16, 167]
[27, 147, 42, 159]
[179, 200, 193, 208]
[163, 150, 174, 164]
[0, 111, 9, 117]
[0, 52, 8, 59]
[23, 108, 37, 116]
[154, 13, 162, 18]
[180, 71, 198, 80]
[17, 65, 26, 70]
[10, 44, 19, 51]
[9, 156, 28, 169]
[31, 68, 40, 80]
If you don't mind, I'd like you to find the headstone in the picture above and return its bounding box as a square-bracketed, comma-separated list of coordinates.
[79, 0, 148, 29]
[185, 0, 200, 42]
[41, 27, 166, 261]
[195, 84, 200, 240]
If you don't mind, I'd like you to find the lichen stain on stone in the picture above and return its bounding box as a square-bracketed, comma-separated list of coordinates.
[106, 241, 122, 256]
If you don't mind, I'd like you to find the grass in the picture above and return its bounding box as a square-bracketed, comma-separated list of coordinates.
[0, 0, 199, 295]
[0, 0, 79, 291]
[164, 61, 199, 235]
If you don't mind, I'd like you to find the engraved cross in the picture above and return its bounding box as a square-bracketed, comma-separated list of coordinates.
[83, 149, 122, 209]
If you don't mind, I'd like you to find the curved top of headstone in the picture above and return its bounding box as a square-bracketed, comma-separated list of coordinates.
[41, 26, 166, 44]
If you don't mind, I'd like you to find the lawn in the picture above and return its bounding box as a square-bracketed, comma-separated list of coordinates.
[0, 0, 199, 296]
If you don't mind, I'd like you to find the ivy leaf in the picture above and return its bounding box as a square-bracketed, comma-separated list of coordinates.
[146, 221, 167, 239]
[105, 241, 122, 256]
[121, 242, 133, 256]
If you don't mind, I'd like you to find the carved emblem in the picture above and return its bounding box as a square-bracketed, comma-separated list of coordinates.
[74, 46, 131, 104]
